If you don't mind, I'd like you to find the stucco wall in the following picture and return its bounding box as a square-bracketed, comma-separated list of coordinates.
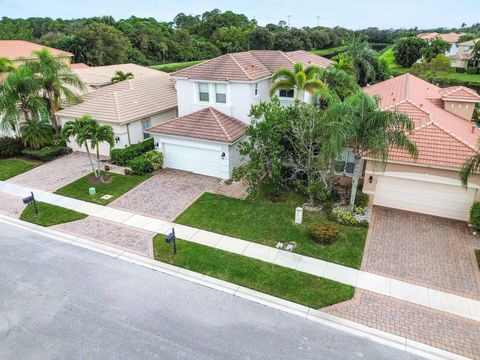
[444, 100, 475, 121]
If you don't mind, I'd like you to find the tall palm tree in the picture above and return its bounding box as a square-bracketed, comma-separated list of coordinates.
[27, 49, 85, 132]
[111, 70, 134, 84]
[20, 117, 55, 149]
[0, 57, 14, 72]
[344, 35, 379, 86]
[62, 115, 98, 176]
[90, 123, 115, 176]
[270, 63, 326, 102]
[341, 91, 418, 209]
[460, 146, 480, 187]
[0, 66, 46, 135]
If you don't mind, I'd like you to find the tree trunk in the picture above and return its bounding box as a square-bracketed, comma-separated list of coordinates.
[328, 162, 336, 194]
[84, 143, 96, 177]
[48, 91, 59, 133]
[96, 146, 102, 178]
[349, 157, 362, 210]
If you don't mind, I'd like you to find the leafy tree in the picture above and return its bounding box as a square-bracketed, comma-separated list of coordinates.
[340, 91, 418, 208]
[215, 26, 251, 53]
[0, 66, 46, 133]
[460, 149, 480, 187]
[89, 122, 115, 176]
[249, 27, 275, 50]
[111, 70, 134, 83]
[410, 54, 454, 81]
[20, 117, 54, 149]
[270, 63, 325, 101]
[420, 37, 451, 62]
[321, 67, 359, 100]
[393, 37, 427, 67]
[27, 48, 85, 131]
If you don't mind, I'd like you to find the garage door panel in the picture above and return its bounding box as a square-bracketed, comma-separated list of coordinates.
[374, 176, 475, 220]
[164, 143, 222, 178]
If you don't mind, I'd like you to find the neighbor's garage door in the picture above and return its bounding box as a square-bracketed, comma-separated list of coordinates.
[163, 143, 222, 178]
[374, 175, 476, 220]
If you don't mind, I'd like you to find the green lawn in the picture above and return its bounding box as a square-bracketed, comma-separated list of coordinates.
[379, 48, 409, 75]
[0, 158, 37, 180]
[151, 60, 204, 73]
[311, 45, 348, 56]
[20, 201, 87, 227]
[153, 235, 354, 308]
[55, 172, 150, 205]
[176, 191, 367, 269]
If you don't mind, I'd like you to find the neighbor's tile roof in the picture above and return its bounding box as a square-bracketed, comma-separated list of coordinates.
[417, 32, 465, 43]
[171, 50, 332, 81]
[0, 40, 72, 59]
[70, 63, 90, 69]
[147, 107, 247, 143]
[458, 37, 480, 46]
[72, 63, 161, 87]
[55, 73, 177, 124]
[363, 73, 480, 169]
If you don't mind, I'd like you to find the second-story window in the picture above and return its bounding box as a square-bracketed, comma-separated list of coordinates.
[215, 84, 227, 104]
[198, 83, 209, 102]
[279, 89, 294, 98]
[142, 119, 151, 139]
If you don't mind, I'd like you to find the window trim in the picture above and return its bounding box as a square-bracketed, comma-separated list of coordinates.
[278, 88, 295, 98]
[142, 119, 151, 140]
[254, 83, 259, 97]
[215, 83, 227, 104]
[197, 82, 210, 103]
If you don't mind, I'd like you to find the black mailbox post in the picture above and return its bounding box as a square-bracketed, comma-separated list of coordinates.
[22, 192, 38, 215]
[165, 228, 177, 254]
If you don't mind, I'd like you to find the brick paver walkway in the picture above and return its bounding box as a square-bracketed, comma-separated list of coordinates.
[52, 217, 155, 257]
[363, 206, 480, 299]
[0, 193, 26, 218]
[324, 289, 480, 359]
[109, 169, 247, 221]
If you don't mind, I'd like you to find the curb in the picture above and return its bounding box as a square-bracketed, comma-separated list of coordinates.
[0, 215, 471, 360]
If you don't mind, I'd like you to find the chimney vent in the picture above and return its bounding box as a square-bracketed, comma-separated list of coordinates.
[472, 125, 476, 133]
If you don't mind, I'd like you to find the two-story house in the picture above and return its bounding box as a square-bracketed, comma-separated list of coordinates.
[450, 38, 480, 70]
[147, 50, 331, 179]
[417, 32, 465, 56]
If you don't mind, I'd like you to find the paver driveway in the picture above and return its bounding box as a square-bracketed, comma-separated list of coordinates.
[363, 206, 480, 299]
[108, 169, 220, 221]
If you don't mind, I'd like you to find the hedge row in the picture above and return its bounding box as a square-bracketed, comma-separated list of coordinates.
[129, 150, 163, 175]
[110, 138, 154, 166]
[0, 136, 24, 158]
[22, 145, 70, 162]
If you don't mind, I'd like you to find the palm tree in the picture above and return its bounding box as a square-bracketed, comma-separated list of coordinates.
[111, 70, 134, 84]
[270, 63, 326, 101]
[320, 67, 359, 100]
[62, 115, 98, 176]
[341, 91, 418, 209]
[460, 145, 480, 187]
[20, 117, 55, 149]
[90, 123, 115, 176]
[0, 57, 14, 72]
[344, 35, 380, 86]
[0, 66, 46, 135]
[27, 49, 85, 132]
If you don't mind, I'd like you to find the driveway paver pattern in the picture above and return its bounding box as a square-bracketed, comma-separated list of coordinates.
[0, 193, 26, 218]
[324, 289, 480, 360]
[363, 206, 480, 299]
[52, 216, 155, 257]
[108, 169, 244, 221]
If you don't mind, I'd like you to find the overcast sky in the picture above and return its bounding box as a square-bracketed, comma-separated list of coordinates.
[0, 0, 477, 29]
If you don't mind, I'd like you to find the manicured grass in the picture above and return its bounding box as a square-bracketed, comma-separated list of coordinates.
[476, 250, 480, 270]
[55, 172, 150, 205]
[20, 201, 87, 227]
[311, 45, 348, 56]
[379, 48, 409, 75]
[153, 235, 354, 308]
[443, 72, 480, 85]
[176, 191, 367, 269]
[0, 158, 37, 180]
[151, 60, 204, 73]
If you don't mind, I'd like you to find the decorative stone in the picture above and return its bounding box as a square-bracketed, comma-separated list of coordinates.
[100, 194, 113, 200]
[285, 242, 296, 252]
[275, 242, 285, 249]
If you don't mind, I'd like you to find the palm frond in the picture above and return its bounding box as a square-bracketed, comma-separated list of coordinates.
[269, 79, 294, 97]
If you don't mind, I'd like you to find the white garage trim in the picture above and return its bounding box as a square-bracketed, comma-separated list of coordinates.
[373, 175, 476, 220]
[366, 170, 480, 188]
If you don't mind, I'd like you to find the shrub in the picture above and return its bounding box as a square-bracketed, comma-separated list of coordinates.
[470, 202, 480, 230]
[110, 138, 154, 166]
[335, 209, 360, 226]
[129, 150, 163, 175]
[455, 67, 466, 73]
[354, 190, 369, 208]
[22, 145, 69, 162]
[466, 66, 478, 75]
[309, 224, 340, 245]
[0, 137, 24, 158]
[232, 163, 248, 181]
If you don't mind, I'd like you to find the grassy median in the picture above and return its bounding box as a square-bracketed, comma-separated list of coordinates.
[0, 158, 37, 180]
[153, 235, 354, 309]
[20, 201, 87, 227]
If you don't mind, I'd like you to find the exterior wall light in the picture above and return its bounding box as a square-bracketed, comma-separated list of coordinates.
[369, 175, 373, 184]
[115, 136, 120, 143]
[221, 152, 226, 160]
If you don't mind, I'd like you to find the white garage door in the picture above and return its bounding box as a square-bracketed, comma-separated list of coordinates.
[163, 143, 222, 178]
[374, 175, 476, 220]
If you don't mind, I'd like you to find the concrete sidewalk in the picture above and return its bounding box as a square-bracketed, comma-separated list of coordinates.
[1, 180, 479, 322]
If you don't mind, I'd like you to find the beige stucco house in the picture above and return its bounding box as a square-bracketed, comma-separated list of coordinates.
[450, 38, 480, 69]
[361, 74, 480, 220]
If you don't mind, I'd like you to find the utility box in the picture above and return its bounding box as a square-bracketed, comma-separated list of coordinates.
[89, 187, 96, 196]
[295, 207, 303, 224]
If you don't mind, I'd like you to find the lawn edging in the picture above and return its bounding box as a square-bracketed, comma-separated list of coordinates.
[0, 213, 465, 360]
[20, 201, 88, 227]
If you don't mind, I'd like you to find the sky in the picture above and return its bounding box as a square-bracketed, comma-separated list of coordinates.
[0, 0, 478, 30]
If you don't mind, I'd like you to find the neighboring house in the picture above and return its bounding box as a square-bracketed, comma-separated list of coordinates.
[70, 63, 90, 69]
[146, 50, 332, 179]
[55, 73, 177, 155]
[450, 38, 480, 69]
[417, 32, 465, 56]
[72, 63, 161, 89]
[362, 73, 480, 220]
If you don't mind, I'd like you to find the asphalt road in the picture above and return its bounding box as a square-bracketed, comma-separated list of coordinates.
[0, 222, 422, 360]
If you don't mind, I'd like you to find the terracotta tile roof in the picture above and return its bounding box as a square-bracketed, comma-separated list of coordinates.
[363, 73, 480, 169]
[458, 38, 480, 46]
[0, 40, 72, 59]
[55, 74, 177, 124]
[73, 63, 161, 87]
[70, 63, 90, 69]
[147, 107, 247, 143]
[417, 32, 465, 43]
[171, 50, 332, 81]
[439, 86, 480, 102]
